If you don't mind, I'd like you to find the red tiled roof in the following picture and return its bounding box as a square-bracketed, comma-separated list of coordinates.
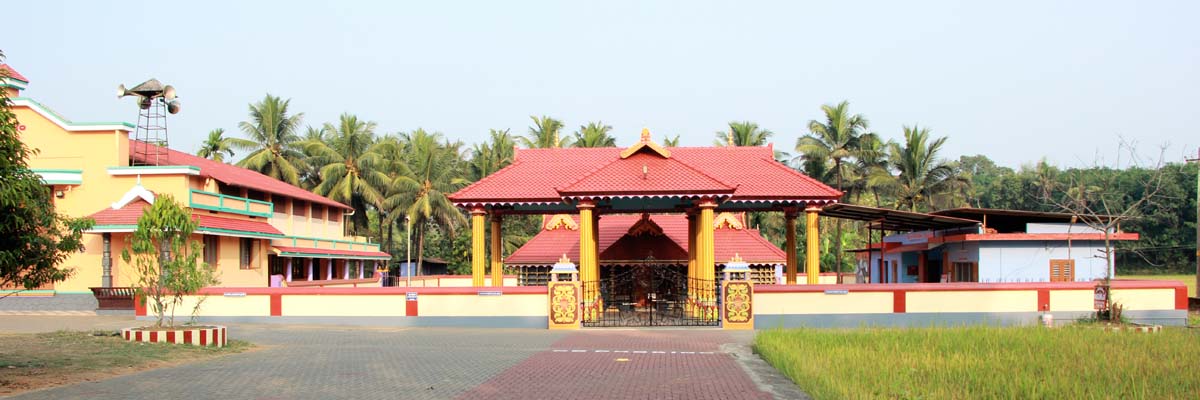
[450, 146, 840, 204]
[0, 64, 28, 82]
[505, 214, 786, 265]
[193, 214, 283, 236]
[130, 140, 349, 210]
[88, 199, 283, 236]
[273, 246, 390, 258]
[559, 152, 735, 196]
[88, 199, 151, 226]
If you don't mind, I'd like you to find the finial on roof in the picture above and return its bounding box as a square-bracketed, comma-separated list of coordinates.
[727, 129, 734, 146]
[621, 128, 672, 159]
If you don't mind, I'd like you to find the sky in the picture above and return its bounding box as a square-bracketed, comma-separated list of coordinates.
[6, 0, 1198, 168]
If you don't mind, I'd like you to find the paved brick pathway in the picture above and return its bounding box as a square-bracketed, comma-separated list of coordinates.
[1, 317, 806, 399]
[458, 330, 775, 400]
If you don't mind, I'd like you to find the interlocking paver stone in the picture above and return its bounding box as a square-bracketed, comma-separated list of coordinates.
[457, 329, 775, 400]
[0, 318, 805, 400]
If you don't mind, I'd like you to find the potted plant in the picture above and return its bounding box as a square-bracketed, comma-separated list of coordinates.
[120, 194, 225, 346]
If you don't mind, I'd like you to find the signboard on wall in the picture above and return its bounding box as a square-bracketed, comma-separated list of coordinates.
[1093, 285, 1109, 310]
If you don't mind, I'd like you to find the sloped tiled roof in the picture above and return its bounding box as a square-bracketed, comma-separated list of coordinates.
[451, 146, 840, 205]
[0, 64, 28, 82]
[505, 214, 786, 265]
[130, 140, 349, 210]
[88, 199, 152, 226]
[274, 246, 390, 258]
[559, 152, 735, 196]
[88, 199, 283, 236]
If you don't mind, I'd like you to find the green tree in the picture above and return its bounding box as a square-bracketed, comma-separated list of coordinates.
[797, 101, 870, 275]
[572, 122, 616, 147]
[195, 129, 235, 162]
[521, 115, 569, 148]
[384, 129, 469, 274]
[121, 194, 219, 327]
[873, 125, 965, 212]
[231, 94, 306, 185]
[469, 129, 516, 181]
[304, 113, 387, 235]
[714, 121, 773, 146]
[297, 126, 329, 190]
[662, 135, 681, 147]
[0, 52, 94, 294]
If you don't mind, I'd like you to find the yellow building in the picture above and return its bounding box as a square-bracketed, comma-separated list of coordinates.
[4, 65, 388, 295]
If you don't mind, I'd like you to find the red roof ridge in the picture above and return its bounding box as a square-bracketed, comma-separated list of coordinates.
[757, 155, 843, 199]
[557, 152, 736, 195]
[553, 154, 621, 192]
[662, 153, 739, 191]
[0, 64, 29, 83]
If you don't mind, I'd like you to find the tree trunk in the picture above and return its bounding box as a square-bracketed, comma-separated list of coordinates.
[416, 227, 425, 276]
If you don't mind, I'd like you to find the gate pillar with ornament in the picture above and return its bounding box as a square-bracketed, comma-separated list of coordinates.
[722, 254, 754, 330]
[547, 255, 581, 330]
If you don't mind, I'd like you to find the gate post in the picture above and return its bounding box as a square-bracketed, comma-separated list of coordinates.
[722, 255, 754, 330]
[548, 255, 581, 330]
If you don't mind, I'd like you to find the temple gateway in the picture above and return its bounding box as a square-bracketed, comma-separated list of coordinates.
[449, 130, 841, 326]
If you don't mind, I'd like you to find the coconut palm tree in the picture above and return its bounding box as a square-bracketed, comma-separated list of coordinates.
[520, 115, 569, 148]
[303, 113, 387, 234]
[572, 122, 616, 147]
[470, 129, 516, 181]
[382, 129, 468, 274]
[797, 101, 869, 275]
[851, 133, 890, 206]
[873, 125, 965, 212]
[713, 121, 773, 146]
[196, 129, 235, 162]
[797, 101, 870, 196]
[230, 94, 306, 185]
[297, 126, 329, 190]
[662, 135, 681, 147]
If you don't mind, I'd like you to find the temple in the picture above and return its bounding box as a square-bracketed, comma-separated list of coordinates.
[450, 129, 842, 325]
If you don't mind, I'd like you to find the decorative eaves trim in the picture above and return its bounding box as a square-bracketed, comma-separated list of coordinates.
[111, 184, 155, 209]
[11, 98, 133, 131]
[108, 166, 201, 176]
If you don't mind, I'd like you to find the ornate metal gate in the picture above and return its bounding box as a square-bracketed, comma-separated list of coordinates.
[581, 264, 719, 327]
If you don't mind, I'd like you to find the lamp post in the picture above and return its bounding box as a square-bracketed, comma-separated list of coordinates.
[405, 215, 412, 288]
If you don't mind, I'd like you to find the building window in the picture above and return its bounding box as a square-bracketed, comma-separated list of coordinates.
[203, 235, 219, 267]
[1049, 259, 1075, 282]
[240, 238, 255, 269]
[951, 262, 977, 282]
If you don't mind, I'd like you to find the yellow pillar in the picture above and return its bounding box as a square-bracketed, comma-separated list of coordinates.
[784, 208, 798, 285]
[805, 205, 821, 285]
[578, 201, 597, 315]
[470, 208, 487, 287]
[687, 212, 697, 310]
[490, 214, 503, 287]
[592, 212, 599, 280]
[698, 198, 717, 319]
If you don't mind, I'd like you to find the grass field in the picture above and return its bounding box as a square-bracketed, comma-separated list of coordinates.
[0, 330, 251, 396]
[756, 326, 1200, 399]
[1122, 274, 1196, 297]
